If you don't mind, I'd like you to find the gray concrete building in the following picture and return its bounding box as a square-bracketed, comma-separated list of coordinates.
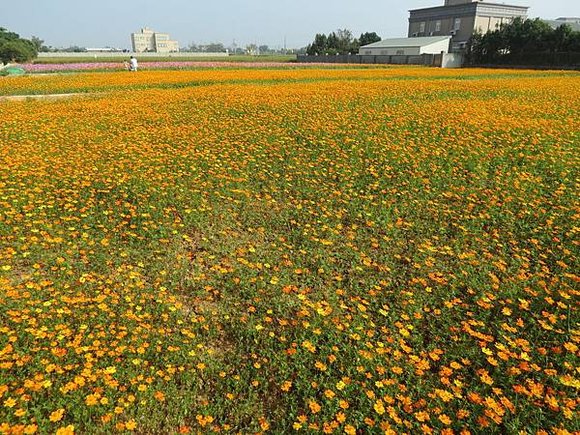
[409, 0, 528, 51]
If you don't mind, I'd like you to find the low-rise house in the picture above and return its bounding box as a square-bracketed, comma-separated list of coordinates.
[359, 36, 451, 56]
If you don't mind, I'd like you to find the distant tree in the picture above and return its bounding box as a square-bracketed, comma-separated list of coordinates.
[307, 29, 380, 55]
[61, 45, 86, 53]
[502, 18, 552, 55]
[204, 43, 226, 53]
[0, 28, 37, 64]
[181, 43, 199, 52]
[569, 29, 580, 52]
[550, 24, 573, 52]
[359, 32, 381, 47]
[30, 36, 49, 52]
[246, 44, 258, 55]
[335, 28, 354, 53]
[0, 39, 36, 64]
[0, 27, 20, 43]
[258, 45, 271, 54]
[466, 18, 580, 65]
[466, 29, 506, 63]
[306, 33, 327, 55]
[326, 32, 339, 54]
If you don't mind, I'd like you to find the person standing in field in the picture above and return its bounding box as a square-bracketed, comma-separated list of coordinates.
[129, 56, 138, 71]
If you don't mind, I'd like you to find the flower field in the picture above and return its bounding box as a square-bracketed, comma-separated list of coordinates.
[0, 67, 578, 434]
[21, 61, 318, 74]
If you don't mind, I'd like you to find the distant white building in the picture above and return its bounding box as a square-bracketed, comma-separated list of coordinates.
[359, 36, 452, 56]
[553, 17, 580, 25]
[543, 17, 580, 32]
[131, 27, 179, 53]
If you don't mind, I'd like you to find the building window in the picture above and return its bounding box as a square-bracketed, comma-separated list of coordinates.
[454, 18, 461, 31]
[435, 20, 441, 32]
[396, 50, 404, 55]
[420, 22, 426, 33]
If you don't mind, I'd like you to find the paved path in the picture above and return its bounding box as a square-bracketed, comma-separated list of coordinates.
[0, 93, 90, 102]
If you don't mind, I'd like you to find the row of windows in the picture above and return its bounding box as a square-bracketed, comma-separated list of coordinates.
[418, 18, 461, 33]
[133, 34, 172, 40]
[363, 50, 406, 55]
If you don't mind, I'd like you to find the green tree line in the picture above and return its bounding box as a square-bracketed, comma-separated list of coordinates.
[0, 27, 38, 64]
[467, 18, 580, 65]
[306, 30, 381, 55]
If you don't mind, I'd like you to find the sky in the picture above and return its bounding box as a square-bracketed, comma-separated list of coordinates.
[1, 0, 578, 49]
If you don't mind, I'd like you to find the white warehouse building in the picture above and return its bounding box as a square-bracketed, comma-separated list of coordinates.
[359, 36, 452, 56]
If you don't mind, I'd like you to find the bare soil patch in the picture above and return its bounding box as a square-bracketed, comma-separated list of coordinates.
[0, 93, 90, 102]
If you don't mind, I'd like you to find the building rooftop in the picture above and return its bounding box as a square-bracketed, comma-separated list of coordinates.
[543, 19, 580, 32]
[409, 1, 528, 12]
[361, 36, 451, 49]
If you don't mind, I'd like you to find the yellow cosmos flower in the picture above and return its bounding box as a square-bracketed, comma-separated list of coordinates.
[49, 408, 65, 422]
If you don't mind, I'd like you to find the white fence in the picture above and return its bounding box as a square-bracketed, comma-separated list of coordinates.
[441, 53, 464, 68]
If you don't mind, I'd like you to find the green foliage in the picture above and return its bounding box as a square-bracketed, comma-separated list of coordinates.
[306, 33, 327, 55]
[0, 27, 38, 64]
[0, 27, 20, 42]
[60, 45, 87, 53]
[306, 29, 381, 55]
[30, 36, 50, 52]
[467, 18, 580, 65]
[182, 42, 227, 53]
[359, 32, 381, 47]
[0, 40, 37, 65]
